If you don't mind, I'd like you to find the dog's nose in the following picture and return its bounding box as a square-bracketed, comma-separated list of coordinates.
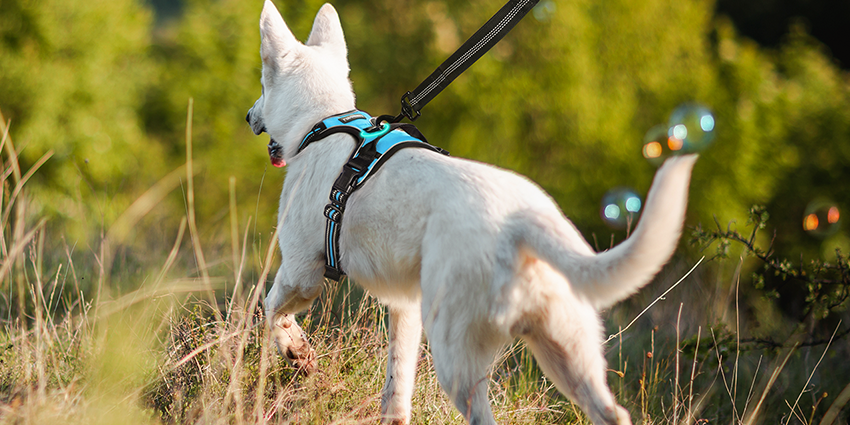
[245, 111, 251, 124]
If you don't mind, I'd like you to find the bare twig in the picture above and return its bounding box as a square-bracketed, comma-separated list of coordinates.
[606, 256, 704, 343]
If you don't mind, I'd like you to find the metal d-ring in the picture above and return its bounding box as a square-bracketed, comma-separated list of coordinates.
[360, 121, 391, 139]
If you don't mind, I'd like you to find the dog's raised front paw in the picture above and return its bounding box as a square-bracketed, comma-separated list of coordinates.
[270, 313, 318, 374]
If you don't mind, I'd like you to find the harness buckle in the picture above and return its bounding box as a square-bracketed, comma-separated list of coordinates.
[324, 204, 343, 223]
[330, 189, 348, 204]
[324, 265, 343, 281]
[334, 163, 366, 190]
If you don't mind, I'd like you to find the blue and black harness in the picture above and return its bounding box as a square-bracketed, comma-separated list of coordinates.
[297, 110, 449, 281]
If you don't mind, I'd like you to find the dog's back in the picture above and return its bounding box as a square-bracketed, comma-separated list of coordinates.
[341, 146, 696, 314]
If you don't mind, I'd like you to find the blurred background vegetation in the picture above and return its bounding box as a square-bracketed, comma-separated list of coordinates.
[1, 0, 849, 422]
[2, 0, 848, 256]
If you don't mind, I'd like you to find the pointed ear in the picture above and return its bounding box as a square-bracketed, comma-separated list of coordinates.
[260, 0, 299, 69]
[306, 4, 347, 60]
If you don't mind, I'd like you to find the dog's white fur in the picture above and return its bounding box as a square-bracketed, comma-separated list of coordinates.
[246, 2, 698, 424]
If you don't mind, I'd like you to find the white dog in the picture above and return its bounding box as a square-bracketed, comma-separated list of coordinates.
[246, 2, 697, 424]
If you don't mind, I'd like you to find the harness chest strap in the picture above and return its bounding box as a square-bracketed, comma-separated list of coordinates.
[298, 110, 449, 281]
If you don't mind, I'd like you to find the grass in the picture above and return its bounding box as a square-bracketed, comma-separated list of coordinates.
[2, 108, 849, 424]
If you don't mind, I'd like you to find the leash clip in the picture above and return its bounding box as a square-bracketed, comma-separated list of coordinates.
[400, 92, 421, 121]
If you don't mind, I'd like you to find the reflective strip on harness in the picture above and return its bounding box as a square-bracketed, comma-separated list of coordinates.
[297, 110, 449, 281]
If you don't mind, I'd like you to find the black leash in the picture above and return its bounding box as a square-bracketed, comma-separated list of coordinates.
[378, 0, 540, 125]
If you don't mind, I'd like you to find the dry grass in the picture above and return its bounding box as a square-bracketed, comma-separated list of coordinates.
[1, 108, 848, 424]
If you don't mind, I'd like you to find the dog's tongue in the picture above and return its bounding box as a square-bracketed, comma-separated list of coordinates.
[268, 139, 286, 168]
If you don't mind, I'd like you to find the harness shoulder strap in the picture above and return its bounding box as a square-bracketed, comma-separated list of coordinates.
[301, 110, 448, 281]
[298, 110, 368, 154]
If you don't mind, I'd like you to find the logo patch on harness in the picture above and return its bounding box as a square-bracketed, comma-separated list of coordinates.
[339, 113, 367, 124]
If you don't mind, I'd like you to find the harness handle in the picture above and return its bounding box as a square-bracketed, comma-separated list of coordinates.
[375, 113, 405, 126]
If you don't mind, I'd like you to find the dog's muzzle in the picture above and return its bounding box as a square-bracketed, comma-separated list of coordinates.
[246, 110, 285, 168]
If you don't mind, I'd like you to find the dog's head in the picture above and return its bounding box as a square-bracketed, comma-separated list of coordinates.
[246, 1, 355, 167]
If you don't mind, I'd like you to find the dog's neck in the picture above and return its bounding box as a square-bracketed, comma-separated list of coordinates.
[281, 96, 355, 161]
[280, 125, 358, 218]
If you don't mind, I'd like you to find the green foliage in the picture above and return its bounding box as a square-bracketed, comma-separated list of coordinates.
[143, 0, 272, 225]
[0, 0, 161, 240]
[692, 204, 850, 340]
[2, 0, 849, 258]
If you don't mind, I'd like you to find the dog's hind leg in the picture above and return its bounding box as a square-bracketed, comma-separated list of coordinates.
[517, 271, 632, 425]
[381, 303, 423, 425]
[424, 298, 501, 425]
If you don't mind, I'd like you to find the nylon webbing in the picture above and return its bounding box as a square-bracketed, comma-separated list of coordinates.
[398, 0, 540, 121]
[299, 110, 449, 281]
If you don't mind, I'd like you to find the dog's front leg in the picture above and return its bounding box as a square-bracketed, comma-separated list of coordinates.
[381, 304, 423, 424]
[265, 261, 324, 315]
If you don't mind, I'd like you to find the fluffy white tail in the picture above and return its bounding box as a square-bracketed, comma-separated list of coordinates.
[496, 154, 698, 310]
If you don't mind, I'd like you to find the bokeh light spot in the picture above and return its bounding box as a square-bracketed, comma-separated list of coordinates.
[604, 204, 621, 220]
[667, 137, 683, 151]
[803, 200, 841, 238]
[601, 188, 643, 229]
[642, 104, 715, 166]
[668, 103, 715, 153]
[700, 114, 715, 132]
[804, 214, 819, 231]
[643, 141, 662, 158]
[625, 196, 642, 213]
[642, 125, 671, 167]
[828, 206, 840, 224]
[533, 0, 556, 22]
[671, 124, 688, 140]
